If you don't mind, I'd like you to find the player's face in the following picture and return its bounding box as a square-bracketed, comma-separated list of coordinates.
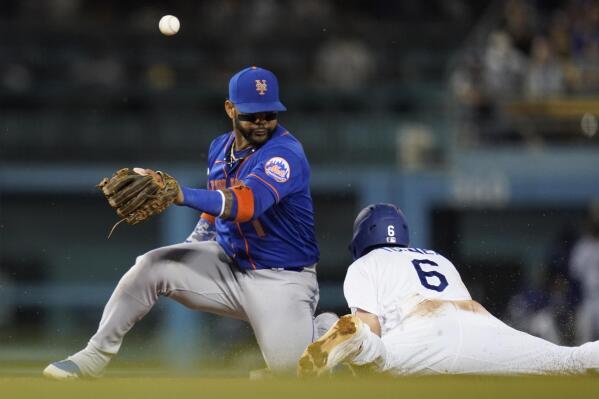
[233, 111, 278, 146]
[225, 101, 278, 146]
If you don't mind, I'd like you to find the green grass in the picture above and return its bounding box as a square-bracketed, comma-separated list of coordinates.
[1, 367, 599, 399]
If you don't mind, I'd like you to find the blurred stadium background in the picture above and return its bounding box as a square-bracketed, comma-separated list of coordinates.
[1, 0, 598, 376]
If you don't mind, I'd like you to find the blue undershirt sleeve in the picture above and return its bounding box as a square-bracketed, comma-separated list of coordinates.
[179, 186, 224, 216]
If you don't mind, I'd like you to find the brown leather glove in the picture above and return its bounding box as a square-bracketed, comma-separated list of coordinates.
[97, 168, 180, 234]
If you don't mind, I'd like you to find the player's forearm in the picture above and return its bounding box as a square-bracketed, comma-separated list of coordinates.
[179, 185, 257, 222]
[355, 309, 382, 337]
[351, 324, 388, 371]
[179, 186, 224, 216]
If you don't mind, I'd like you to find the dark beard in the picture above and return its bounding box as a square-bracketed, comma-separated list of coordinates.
[233, 117, 274, 146]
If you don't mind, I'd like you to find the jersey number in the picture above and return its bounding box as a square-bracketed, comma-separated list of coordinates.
[411, 259, 448, 292]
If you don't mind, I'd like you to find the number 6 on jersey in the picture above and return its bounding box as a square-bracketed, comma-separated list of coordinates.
[411, 259, 448, 292]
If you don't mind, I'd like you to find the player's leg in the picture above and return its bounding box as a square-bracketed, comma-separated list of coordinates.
[248, 308, 337, 379]
[241, 266, 319, 373]
[43, 241, 243, 379]
[439, 305, 599, 375]
[298, 314, 387, 377]
[377, 302, 599, 375]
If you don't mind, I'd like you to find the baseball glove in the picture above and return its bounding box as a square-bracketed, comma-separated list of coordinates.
[97, 168, 180, 236]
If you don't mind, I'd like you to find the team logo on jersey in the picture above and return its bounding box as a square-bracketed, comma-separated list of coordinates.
[265, 157, 290, 183]
[255, 80, 267, 95]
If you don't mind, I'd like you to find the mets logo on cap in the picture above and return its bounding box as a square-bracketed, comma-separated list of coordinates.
[264, 157, 290, 183]
[255, 80, 267, 95]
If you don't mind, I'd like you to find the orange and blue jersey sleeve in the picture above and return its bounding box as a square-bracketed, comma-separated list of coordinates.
[183, 144, 306, 224]
[182, 181, 257, 223]
[241, 147, 305, 219]
[213, 146, 305, 223]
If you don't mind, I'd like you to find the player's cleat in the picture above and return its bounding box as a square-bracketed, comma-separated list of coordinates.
[298, 315, 367, 377]
[43, 360, 83, 380]
[313, 312, 339, 339]
[43, 344, 112, 380]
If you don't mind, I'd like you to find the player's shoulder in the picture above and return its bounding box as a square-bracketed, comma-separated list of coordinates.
[346, 249, 403, 281]
[365, 246, 446, 260]
[346, 257, 371, 279]
[260, 125, 309, 171]
[210, 132, 232, 150]
[263, 125, 305, 156]
[207, 132, 233, 164]
[392, 247, 456, 268]
[403, 247, 443, 257]
[347, 250, 382, 272]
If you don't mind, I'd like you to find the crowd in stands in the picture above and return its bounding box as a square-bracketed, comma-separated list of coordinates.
[0, 0, 481, 97]
[451, 0, 599, 145]
[0, 0, 486, 162]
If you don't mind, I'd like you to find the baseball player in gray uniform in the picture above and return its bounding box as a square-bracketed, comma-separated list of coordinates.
[44, 66, 334, 379]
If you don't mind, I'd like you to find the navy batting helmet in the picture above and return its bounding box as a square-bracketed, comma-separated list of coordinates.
[349, 203, 410, 261]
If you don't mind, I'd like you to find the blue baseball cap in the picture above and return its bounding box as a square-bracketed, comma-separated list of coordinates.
[228, 66, 287, 113]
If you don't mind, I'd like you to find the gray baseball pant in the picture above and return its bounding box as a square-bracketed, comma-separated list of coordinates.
[87, 240, 319, 372]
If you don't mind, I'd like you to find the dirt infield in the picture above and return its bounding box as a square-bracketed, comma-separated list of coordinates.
[2, 372, 599, 399]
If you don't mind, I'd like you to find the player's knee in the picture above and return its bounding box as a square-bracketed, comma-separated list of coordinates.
[125, 250, 169, 284]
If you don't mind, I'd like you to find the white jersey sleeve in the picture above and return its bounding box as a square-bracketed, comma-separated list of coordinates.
[344, 260, 378, 314]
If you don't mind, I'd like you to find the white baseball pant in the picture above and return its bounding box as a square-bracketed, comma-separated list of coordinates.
[353, 300, 599, 375]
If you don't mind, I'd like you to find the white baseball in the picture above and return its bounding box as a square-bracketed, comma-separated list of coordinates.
[159, 15, 180, 36]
